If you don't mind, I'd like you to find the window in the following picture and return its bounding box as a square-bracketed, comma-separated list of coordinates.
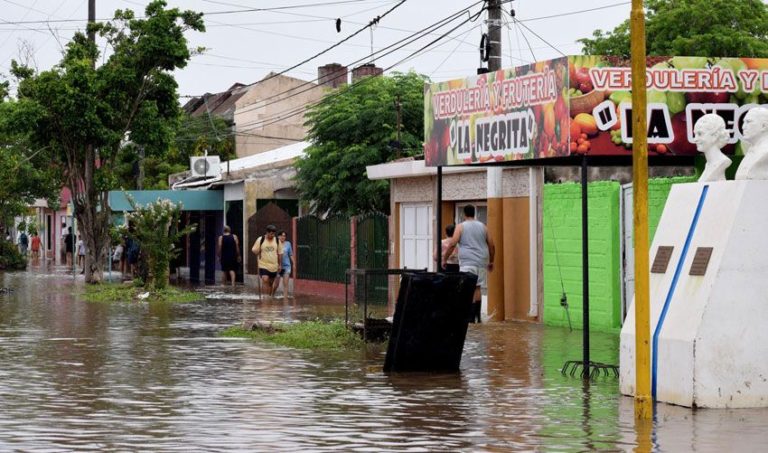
[455, 202, 487, 225]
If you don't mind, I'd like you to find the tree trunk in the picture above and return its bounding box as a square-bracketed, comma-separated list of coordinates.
[73, 145, 111, 284]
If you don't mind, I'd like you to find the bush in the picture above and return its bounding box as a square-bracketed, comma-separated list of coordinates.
[0, 239, 26, 270]
[125, 197, 194, 290]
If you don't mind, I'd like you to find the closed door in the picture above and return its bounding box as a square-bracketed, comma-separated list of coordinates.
[400, 203, 433, 272]
[622, 183, 634, 323]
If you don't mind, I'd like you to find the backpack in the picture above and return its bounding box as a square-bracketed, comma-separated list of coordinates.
[253, 235, 266, 257]
[19, 233, 28, 246]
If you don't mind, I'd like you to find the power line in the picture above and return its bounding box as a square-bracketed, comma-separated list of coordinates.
[513, 16, 567, 57]
[430, 23, 482, 76]
[0, 0, 399, 25]
[216, 0, 409, 94]
[518, 1, 630, 24]
[230, 2, 483, 130]
[239, 7, 483, 134]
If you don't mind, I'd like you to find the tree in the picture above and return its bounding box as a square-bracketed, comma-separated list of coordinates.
[579, 0, 768, 57]
[10, 0, 204, 283]
[296, 71, 428, 215]
[113, 113, 236, 190]
[0, 96, 59, 233]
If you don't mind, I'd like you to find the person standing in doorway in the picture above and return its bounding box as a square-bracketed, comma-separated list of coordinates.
[217, 225, 241, 287]
[274, 230, 295, 298]
[442, 205, 495, 323]
[435, 223, 459, 272]
[251, 224, 283, 297]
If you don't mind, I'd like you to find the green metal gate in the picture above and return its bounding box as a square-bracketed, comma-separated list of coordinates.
[296, 215, 350, 283]
[355, 213, 389, 304]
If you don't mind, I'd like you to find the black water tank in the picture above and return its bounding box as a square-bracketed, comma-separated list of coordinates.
[384, 272, 477, 372]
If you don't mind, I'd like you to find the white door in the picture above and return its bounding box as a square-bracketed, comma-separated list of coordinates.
[400, 203, 433, 271]
[622, 183, 634, 323]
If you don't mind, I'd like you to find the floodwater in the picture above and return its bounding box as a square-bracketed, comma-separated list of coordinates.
[1, 268, 767, 451]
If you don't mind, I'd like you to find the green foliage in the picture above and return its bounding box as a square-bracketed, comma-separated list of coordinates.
[113, 113, 235, 190]
[125, 197, 194, 290]
[5, 0, 204, 282]
[579, 0, 768, 57]
[296, 71, 428, 215]
[0, 239, 26, 270]
[220, 320, 365, 350]
[83, 282, 203, 303]
[0, 102, 60, 230]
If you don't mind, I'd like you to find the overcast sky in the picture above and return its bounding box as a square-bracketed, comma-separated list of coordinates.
[0, 0, 631, 98]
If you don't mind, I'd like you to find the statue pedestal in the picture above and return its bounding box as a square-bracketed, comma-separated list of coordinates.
[621, 180, 768, 408]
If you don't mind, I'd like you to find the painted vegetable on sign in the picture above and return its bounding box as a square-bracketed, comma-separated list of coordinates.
[424, 55, 768, 166]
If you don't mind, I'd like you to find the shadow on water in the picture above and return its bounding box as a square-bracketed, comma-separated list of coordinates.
[1, 268, 768, 450]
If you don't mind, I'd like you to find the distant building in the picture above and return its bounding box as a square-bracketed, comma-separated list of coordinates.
[183, 63, 386, 159]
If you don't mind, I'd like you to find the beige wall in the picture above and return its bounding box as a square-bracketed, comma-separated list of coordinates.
[234, 74, 326, 157]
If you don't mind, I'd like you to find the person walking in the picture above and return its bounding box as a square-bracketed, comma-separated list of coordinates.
[30, 233, 41, 261]
[442, 205, 495, 323]
[64, 227, 74, 268]
[251, 224, 283, 297]
[18, 231, 28, 257]
[217, 225, 241, 287]
[274, 230, 295, 298]
[77, 236, 86, 273]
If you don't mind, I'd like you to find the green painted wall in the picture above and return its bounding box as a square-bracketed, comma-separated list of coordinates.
[543, 181, 621, 333]
[542, 176, 697, 333]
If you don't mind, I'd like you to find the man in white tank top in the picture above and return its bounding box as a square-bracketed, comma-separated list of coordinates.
[441, 204, 495, 323]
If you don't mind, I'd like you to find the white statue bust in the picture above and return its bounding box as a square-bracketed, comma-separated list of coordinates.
[693, 114, 731, 182]
[736, 107, 768, 180]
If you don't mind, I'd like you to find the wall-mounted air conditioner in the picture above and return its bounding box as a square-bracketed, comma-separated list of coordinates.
[190, 156, 221, 178]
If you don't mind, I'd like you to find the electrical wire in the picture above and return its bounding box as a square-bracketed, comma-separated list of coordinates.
[513, 16, 567, 57]
[517, 1, 630, 24]
[228, 2, 484, 129]
[211, 0, 409, 96]
[429, 23, 481, 76]
[239, 8, 481, 134]
[512, 17, 537, 62]
[0, 0, 400, 25]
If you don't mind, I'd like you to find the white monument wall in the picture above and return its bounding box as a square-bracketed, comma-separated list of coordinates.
[621, 180, 768, 408]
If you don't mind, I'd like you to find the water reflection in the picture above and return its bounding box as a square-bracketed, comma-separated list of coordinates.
[1, 268, 768, 450]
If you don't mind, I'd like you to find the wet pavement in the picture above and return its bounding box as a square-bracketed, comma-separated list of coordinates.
[1, 266, 767, 451]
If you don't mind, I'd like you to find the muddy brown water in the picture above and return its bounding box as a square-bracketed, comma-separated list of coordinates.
[1, 268, 767, 451]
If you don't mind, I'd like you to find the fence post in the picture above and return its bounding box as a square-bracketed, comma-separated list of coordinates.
[350, 216, 357, 271]
[292, 216, 298, 286]
[350, 216, 357, 303]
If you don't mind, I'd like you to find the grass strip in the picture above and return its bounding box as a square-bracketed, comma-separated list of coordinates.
[83, 283, 204, 303]
[221, 320, 365, 350]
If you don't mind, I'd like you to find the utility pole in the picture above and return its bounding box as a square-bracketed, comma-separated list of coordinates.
[487, 0, 503, 71]
[630, 0, 652, 421]
[485, 0, 505, 321]
[394, 95, 402, 158]
[88, 0, 96, 44]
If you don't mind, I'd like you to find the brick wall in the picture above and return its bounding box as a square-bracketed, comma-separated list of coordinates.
[543, 181, 621, 332]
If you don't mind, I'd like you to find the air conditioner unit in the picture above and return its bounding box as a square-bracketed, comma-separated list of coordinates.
[190, 156, 221, 178]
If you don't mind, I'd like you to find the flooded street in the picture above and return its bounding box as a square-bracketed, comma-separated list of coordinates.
[1, 269, 767, 451]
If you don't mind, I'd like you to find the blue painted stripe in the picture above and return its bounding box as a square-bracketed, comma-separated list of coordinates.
[651, 185, 709, 399]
